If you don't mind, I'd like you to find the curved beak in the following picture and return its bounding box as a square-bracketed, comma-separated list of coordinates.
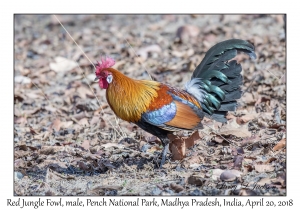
[94, 76, 100, 82]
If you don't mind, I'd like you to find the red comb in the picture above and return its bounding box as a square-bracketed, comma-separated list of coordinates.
[96, 56, 115, 74]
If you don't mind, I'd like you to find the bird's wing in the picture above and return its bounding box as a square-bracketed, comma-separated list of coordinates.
[141, 85, 204, 131]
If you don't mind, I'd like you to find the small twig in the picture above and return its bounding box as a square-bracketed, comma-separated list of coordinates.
[53, 15, 96, 70]
[241, 75, 258, 96]
[53, 14, 127, 139]
[81, 69, 127, 138]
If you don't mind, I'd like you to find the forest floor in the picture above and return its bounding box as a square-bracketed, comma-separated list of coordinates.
[14, 14, 286, 196]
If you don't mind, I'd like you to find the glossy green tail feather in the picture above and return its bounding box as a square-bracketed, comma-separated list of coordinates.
[188, 39, 256, 122]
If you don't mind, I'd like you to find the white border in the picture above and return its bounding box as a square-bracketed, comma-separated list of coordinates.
[2, 0, 299, 209]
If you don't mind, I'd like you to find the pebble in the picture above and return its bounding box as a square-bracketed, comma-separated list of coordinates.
[15, 75, 31, 84]
[220, 170, 237, 181]
[152, 187, 162, 195]
[206, 169, 224, 181]
[187, 175, 203, 186]
[229, 169, 243, 178]
[14, 172, 24, 181]
[140, 144, 151, 152]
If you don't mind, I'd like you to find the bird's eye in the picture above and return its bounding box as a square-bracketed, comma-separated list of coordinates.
[106, 74, 113, 83]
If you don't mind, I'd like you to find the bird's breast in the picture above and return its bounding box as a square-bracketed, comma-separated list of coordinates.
[105, 79, 160, 122]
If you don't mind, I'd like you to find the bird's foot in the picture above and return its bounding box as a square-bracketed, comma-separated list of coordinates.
[159, 143, 169, 168]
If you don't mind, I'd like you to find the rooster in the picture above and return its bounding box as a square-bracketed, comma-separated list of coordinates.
[95, 39, 256, 168]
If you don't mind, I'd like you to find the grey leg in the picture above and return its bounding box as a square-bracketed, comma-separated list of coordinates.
[160, 143, 169, 168]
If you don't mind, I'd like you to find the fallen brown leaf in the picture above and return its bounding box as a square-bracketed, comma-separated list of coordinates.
[254, 164, 274, 173]
[170, 183, 184, 193]
[78, 161, 91, 171]
[88, 185, 122, 195]
[101, 143, 124, 149]
[273, 172, 286, 187]
[147, 145, 162, 153]
[255, 95, 271, 106]
[168, 134, 186, 160]
[90, 115, 100, 125]
[264, 157, 277, 164]
[81, 140, 90, 150]
[99, 118, 106, 129]
[23, 107, 41, 116]
[219, 119, 251, 138]
[60, 121, 73, 129]
[185, 131, 200, 148]
[39, 146, 65, 155]
[236, 113, 258, 125]
[44, 105, 57, 113]
[257, 177, 272, 186]
[182, 155, 204, 168]
[14, 150, 31, 159]
[49, 56, 77, 72]
[15, 117, 27, 124]
[29, 127, 39, 135]
[14, 159, 27, 168]
[242, 92, 256, 105]
[273, 138, 286, 151]
[78, 118, 89, 126]
[51, 118, 62, 132]
[241, 135, 260, 147]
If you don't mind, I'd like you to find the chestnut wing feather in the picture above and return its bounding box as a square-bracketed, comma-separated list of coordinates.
[141, 86, 204, 131]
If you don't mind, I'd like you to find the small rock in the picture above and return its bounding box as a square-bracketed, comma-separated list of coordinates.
[105, 190, 118, 196]
[229, 169, 243, 178]
[220, 170, 237, 182]
[152, 187, 162, 195]
[187, 175, 203, 186]
[239, 189, 257, 196]
[170, 183, 184, 193]
[236, 147, 244, 154]
[49, 56, 77, 72]
[15, 75, 31, 84]
[206, 169, 224, 181]
[15, 172, 24, 181]
[45, 190, 55, 196]
[234, 155, 244, 169]
[140, 144, 151, 152]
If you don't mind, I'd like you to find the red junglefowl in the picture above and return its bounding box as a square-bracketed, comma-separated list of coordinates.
[95, 39, 256, 168]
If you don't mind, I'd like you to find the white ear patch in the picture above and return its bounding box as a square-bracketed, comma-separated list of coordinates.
[106, 75, 113, 83]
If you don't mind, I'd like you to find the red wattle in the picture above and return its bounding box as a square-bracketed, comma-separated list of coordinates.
[99, 77, 108, 89]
